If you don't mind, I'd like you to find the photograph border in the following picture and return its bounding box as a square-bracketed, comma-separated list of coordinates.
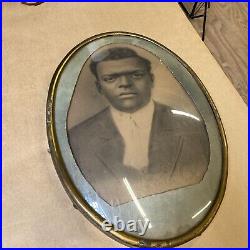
[46, 31, 228, 248]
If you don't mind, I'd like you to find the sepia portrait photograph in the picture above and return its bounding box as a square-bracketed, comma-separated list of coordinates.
[67, 44, 210, 207]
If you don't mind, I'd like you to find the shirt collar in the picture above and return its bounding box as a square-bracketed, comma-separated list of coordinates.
[110, 100, 154, 129]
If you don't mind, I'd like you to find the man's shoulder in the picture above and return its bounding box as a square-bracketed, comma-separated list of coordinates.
[154, 101, 172, 114]
[154, 101, 206, 133]
[68, 107, 110, 137]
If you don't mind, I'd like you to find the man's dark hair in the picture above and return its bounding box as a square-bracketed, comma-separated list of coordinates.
[89, 47, 152, 79]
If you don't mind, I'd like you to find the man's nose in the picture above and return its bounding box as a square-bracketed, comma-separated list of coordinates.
[118, 75, 133, 88]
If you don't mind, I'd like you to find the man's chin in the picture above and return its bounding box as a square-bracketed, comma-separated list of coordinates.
[114, 103, 143, 113]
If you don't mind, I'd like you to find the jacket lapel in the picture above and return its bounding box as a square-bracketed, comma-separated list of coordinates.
[93, 109, 125, 179]
[149, 103, 183, 176]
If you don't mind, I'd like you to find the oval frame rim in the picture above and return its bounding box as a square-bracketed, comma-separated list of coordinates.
[46, 31, 228, 248]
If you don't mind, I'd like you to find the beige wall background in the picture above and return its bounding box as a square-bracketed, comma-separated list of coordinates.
[3, 2, 248, 248]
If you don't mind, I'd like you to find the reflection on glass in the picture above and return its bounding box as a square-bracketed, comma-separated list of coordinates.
[192, 201, 212, 219]
[123, 177, 152, 229]
[171, 109, 200, 121]
[68, 45, 210, 208]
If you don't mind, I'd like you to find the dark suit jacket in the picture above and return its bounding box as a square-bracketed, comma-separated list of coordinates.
[68, 102, 210, 206]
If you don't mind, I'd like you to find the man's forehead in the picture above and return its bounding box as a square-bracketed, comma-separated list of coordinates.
[96, 57, 147, 75]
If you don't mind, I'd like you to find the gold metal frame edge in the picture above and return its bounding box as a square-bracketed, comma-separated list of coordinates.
[46, 31, 228, 248]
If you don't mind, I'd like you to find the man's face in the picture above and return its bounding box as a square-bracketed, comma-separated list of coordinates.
[96, 57, 154, 113]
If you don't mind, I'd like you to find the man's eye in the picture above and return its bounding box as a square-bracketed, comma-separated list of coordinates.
[102, 76, 117, 83]
[132, 72, 144, 79]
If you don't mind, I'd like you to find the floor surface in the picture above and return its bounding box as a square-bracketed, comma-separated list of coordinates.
[182, 2, 248, 104]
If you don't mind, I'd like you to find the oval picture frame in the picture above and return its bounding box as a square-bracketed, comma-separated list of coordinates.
[46, 31, 227, 247]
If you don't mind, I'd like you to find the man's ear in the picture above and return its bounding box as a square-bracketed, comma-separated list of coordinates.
[95, 81, 102, 94]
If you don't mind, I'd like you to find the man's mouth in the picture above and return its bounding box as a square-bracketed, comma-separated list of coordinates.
[119, 92, 137, 98]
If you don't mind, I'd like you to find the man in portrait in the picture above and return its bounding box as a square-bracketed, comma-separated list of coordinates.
[68, 47, 210, 206]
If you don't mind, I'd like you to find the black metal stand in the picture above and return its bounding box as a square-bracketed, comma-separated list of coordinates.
[21, 2, 44, 6]
[178, 2, 210, 41]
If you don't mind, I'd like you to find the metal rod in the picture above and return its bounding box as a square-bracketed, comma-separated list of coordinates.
[202, 2, 208, 41]
[178, 2, 190, 17]
[194, 2, 205, 16]
[192, 14, 205, 19]
[190, 2, 198, 17]
[178, 2, 210, 41]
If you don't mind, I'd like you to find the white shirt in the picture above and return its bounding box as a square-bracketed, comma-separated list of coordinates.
[110, 100, 154, 170]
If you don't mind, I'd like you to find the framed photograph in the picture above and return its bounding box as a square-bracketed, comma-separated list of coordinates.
[46, 32, 227, 247]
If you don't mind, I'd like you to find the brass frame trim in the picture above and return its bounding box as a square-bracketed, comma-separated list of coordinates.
[46, 31, 228, 248]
